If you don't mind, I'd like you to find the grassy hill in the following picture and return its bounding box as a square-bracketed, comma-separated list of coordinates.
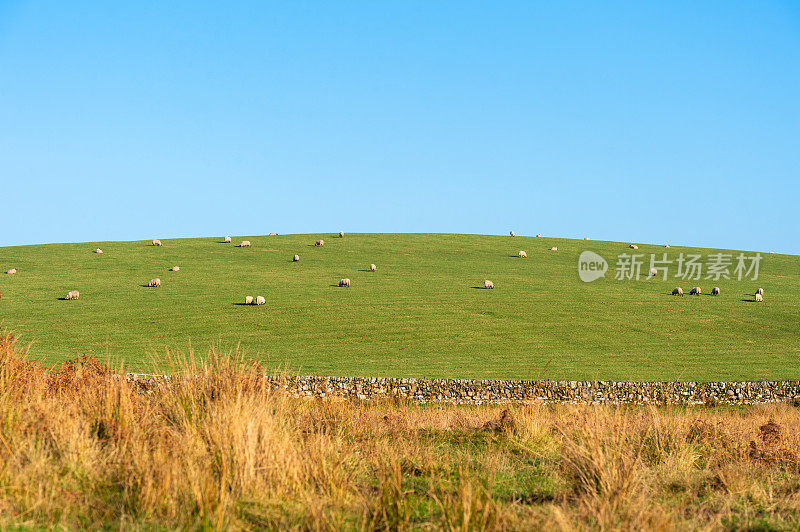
[0, 233, 797, 380]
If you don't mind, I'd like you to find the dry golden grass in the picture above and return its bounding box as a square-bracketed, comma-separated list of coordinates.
[1, 332, 800, 530]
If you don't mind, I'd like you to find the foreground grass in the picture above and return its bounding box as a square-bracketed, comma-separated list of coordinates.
[2, 334, 800, 530]
[1, 233, 799, 380]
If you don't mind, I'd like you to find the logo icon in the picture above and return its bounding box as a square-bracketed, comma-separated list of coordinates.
[578, 251, 608, 282]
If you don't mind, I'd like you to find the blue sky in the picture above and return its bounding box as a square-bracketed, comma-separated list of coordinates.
[1, 2, 798, 253]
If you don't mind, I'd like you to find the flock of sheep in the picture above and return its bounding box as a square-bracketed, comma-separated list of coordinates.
[1, 232, 770, 304]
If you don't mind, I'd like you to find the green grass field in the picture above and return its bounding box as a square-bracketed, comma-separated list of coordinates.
[0, 233, 797, 380]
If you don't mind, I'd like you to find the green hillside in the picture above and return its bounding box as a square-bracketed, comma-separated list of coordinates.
[0, 233, 797, 380]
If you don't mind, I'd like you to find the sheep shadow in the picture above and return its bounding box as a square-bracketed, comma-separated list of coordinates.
[57, 297, 69, 301]
[470, 286, 492, 289]
[357, 269, 373, 272]
[232, 302, 252, 306]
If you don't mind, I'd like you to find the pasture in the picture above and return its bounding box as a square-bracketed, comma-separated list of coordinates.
[0, 233, 798, 380]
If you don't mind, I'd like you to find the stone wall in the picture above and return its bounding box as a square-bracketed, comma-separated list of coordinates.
[128, 374, 800, 405]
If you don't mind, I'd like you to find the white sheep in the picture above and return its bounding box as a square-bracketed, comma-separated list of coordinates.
[756, 288, 764, 295]
[339, 278, 351, 287]
[484, 280, 494, 289]
[630, 244, 638, 250]
[510, 231, 515, 237]
[518, 250, 527, 258]
[550, 247, 558, 251]
[240, 240, 251, 247]
[536, 234, 542, 237]
[690, 287, 701, 295]
[6, 268, 18, 274]
[152, 239, 162, 246]
[148, 278, 161, 287]
[339, 231, 345, 238]
[255, 296, 266, 305]
[95, 248, 103, 254]
[755, 293, 764, 302]
[65, 290, 80, 300]
[712, 287, 720, 296]
[315, 240, 324, 247]
[269, 232, 278, 236]
[224, 236, 232, 243]
[170, 266, 180, 272]
[293, 255, 300, 262]
[370, 263, 376, 271]
[672, 287, 684, 296]
[650, 267, 658, 277]
[245, 295, 254, 305]
[584, 237, 590, 240]
[665, 244, 671, 248]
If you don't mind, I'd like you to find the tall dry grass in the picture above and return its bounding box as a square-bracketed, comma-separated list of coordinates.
[1, 331, 800, 530]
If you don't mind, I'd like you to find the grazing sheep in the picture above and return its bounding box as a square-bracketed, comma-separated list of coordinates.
[315, 240, 324, 247]
[756, 288, 764, 295]
[339, 231, 344, 238]
[518, 250, 527, 258]
[536, 234, 542, 237]
[293, 254, 300, 262]
[712, 287, 720, 296]
[630, 244, 638, 250]
[672, 287, 684, 296]
[510, 231, 515, 237]
[170, 266, 180, 272]
[339, 278, 351, 287]
[550, 247, 558, 251]
[649, 267, 658, 277]
[224, 236, 232, 243]
[6, 268, 17, 274]
[245, 295, 254, 305]
[148, 278, 161, 287]
[370, 263, 376, 271]
[484, 280, 494, 289]
[690, 287, 701, 295]
[665, 244, 671, 248]
[269, 232, 278, 236]
[584, 237, 590, 240]
[95, 248, 103, 254]
[240, 240, 251, 247]
[66, 290, 80, 300]
[755, 293, 764, 302]
[152, 239, 162, 246]
[255, 296, 266, 305]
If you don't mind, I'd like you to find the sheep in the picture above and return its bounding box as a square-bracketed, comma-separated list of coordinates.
[518, 250, 527, 258]
[370, 263, 377, 271]
[536, 234, 542, 237]
[245, 295, 254, 305]
[148, 278, 161, 287]
[484, 280, 494, 289]
[255, 296, 266, 305]
[672, 287, 684, 296]
[510, 231, 515, 237]
[315, 240, 324, 247]
[665, 244, 671, 248]
[152, 239, 162, 246]
[712, 287, 720, 296]
[756, 288, 764, 296]
[630, 244, 638, 250]
[649, 267, 658, 277]
[293, 255, 300, 262]
[224, 236, 232, 243]
[240, 240, 251, 247]
[339, 278, 351, 287]
[6, 268, 18, 274]
[95, 248, 103, 254]
[339, 231, 345, 238]
[65, 290, 80, 300]
[755, 293, 764, 302]
[584, 237, 590, 240]
[690, 287, 701, 296]
[269, 232, 278, 236]
[170, 266, 180, 272]
[550, 247, 558, 251]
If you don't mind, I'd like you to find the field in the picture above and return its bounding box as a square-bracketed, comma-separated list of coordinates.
[0, 233, 798, 380]
[2, 335, 800, 530]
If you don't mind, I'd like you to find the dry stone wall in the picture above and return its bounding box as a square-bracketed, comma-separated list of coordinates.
[127, 374, 800, 405]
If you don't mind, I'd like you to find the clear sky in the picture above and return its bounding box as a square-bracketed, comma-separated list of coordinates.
[1, 2, 798, 253]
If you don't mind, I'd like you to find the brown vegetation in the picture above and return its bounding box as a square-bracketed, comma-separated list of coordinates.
[1, 332, 799, 530]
